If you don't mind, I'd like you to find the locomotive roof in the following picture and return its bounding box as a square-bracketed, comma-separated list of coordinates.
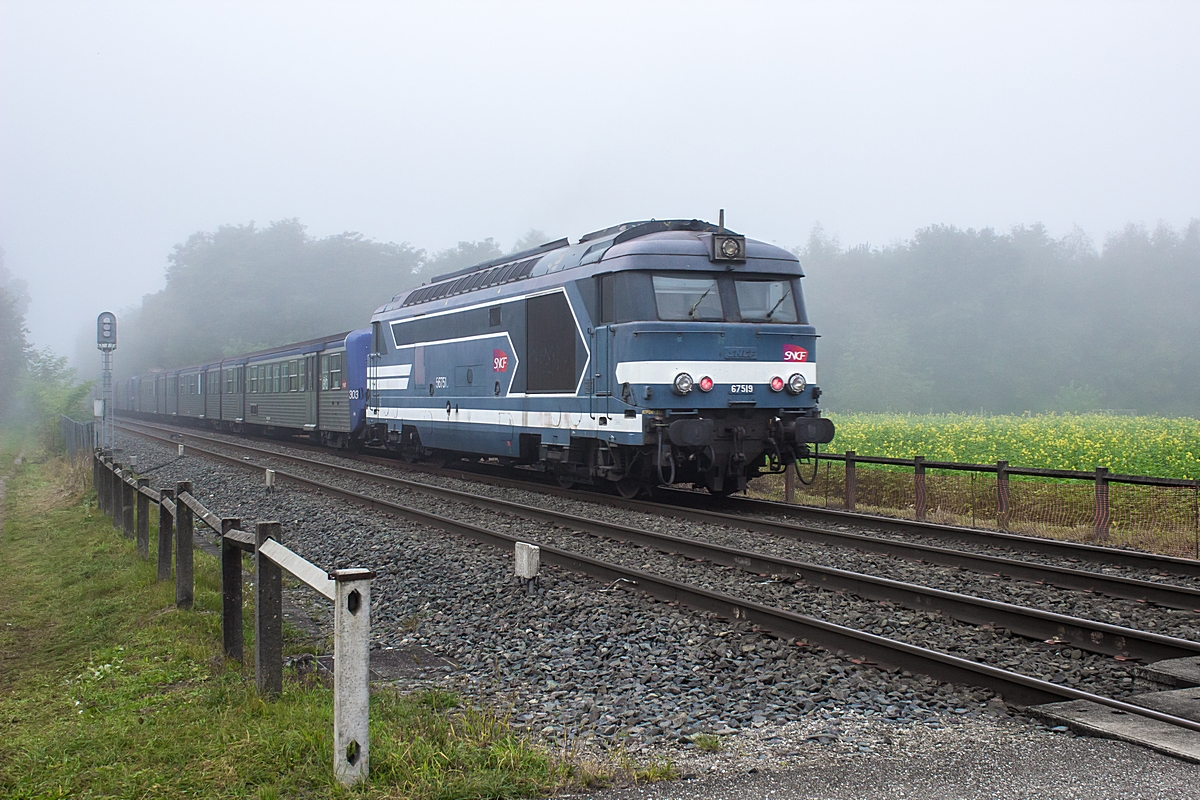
[384, 219, 800, 315]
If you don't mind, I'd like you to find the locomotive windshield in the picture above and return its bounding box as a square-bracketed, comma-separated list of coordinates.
[734, 279, 798, 323]
[652, 276, 723, 321]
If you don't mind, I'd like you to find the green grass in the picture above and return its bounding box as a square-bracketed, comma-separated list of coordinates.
[821, 412, 1200, 479]
[0, 453, 601, 799]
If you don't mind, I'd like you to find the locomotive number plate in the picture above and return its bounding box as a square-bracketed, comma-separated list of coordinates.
[729, 384, 755, 394]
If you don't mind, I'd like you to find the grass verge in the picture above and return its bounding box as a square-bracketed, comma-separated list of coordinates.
[0, 453, 596, 799]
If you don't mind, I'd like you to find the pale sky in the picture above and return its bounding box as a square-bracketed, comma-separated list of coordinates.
[1, 0, 1197, 358]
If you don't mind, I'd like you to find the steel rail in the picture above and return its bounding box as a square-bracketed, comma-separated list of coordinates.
[117, 420, 1200, 663]
[665, 489, 1200, 579]
[116, 418, 1200, 611]
[113, 419, 1200, 734]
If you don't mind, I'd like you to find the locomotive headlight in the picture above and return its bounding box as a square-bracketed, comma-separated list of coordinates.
[698, 376, 714, 392]
[673, 372, 694, 395]
[787, 373, 807, 394]
[721, 237, 741, 258]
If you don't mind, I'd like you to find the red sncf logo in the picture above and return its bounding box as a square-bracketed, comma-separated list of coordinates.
[783, 344, 809, 362]
[493, 349, 509, 372]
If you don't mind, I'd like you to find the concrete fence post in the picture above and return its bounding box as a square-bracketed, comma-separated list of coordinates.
[221, 518, 243, 662]
[844, 450, 857, 511]
[1094, 466, 1111, 542]
[136, 478, 149, 558]
[175, 481, 194, 610]
[332, 568, 374, 787]
[157, 488, 175, 582]
[122, 474, 135, 539]
[913, 456, 927, 521]
[784, 463, 795, 504]
[254, 521, 283, 698]
[996, 460, 1011, 529]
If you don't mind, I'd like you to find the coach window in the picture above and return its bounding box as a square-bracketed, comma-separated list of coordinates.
[328, 353, 343, 390]
[652, 275, 723, 321]
[320, 355, 329, 390]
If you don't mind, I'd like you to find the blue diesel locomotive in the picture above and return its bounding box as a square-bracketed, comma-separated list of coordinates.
[124, 219, 833, 495]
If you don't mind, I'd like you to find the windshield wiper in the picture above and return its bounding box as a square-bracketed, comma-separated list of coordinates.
[688, 284, 715, 318]
[764, 288, 792, 320]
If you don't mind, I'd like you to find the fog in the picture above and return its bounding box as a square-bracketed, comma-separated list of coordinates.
[1, 1, 1198, 396]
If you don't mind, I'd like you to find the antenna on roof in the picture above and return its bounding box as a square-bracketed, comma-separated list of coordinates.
[719, 209, 725, 233]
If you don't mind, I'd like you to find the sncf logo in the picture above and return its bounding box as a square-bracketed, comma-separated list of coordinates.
[493, 349, 509, 372]
[783, 344, 809, 362]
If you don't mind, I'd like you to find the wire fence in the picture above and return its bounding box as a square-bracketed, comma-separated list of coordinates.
[60, 415, 95, 459]
[752, 452, 1200, 560]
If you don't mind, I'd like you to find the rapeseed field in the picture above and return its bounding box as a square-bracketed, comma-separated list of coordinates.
[822, 413, 1200, 480]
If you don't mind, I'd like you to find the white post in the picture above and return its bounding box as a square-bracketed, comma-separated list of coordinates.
[178, 443, 184, 457]
[332, 568, 373, 786]
[265, 469, 276, 493]
[515, 541, 540, 595]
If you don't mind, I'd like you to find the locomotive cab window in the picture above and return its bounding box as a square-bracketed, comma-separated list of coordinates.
[652, 275, 723, 321]
[735, 279, 799, 323]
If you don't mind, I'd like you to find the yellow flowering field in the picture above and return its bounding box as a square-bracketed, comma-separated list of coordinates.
[822, 413, 1200, 480]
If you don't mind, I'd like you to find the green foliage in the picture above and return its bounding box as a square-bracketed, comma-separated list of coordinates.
[0, 457, 589, 799]
[824, 412, 1200, 479]
[20, 348, 93, 454]
[803, 219, 1200, 416]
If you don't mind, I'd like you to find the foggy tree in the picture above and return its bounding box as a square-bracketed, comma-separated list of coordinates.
[0, 247, 31, 421]
[509, 229, 549, 253]
[113, 220, 423, 378]
[802, 219, 1200, 416]
[419, 238, 504, 278]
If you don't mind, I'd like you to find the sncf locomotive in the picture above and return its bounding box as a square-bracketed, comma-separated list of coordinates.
[124, 219, 834, 496]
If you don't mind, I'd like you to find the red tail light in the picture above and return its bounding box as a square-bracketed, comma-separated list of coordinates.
[698, 376, 714, 392]
[770, 376, 785, 392]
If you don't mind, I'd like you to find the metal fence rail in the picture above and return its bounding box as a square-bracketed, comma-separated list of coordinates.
[92, 450, 373, 787]
[770, 450, 1200, 559]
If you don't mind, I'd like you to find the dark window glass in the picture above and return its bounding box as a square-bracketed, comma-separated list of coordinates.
[599, 274, 615, 324]
[526, 293, 578, 393]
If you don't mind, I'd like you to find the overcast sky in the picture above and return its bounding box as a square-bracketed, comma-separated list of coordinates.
[1, 0, 1197, 358]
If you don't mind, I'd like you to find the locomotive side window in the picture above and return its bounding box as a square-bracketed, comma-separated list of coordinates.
[598, 274, 615, 324]
[652, 276, 723, 321]
[526, 292, 578, 393]
[735, 280, 799, 323]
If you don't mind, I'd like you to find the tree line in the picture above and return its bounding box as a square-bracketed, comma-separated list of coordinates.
[801, 220, 1200, 416]
[72, 216, 1200, 419]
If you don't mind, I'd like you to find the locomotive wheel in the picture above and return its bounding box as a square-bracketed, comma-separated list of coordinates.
[614, 477, 643, 499]
[556, 473, 577, 489]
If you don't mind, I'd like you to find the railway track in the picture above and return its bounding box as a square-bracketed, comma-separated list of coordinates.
[114, 417, 1200, 747]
